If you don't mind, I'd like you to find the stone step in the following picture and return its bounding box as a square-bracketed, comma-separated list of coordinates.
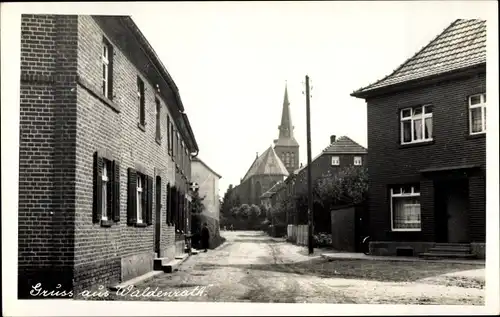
[419, 252, 477, 260]
[109, 271, 163, 291]
[153, 253, 190, 273]
[428, 247, 472, 254]
[434, 243, 471, 248]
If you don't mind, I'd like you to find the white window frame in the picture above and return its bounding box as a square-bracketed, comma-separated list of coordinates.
[136, 175, 143, 224]
[469, 93, 486, 135]
[102, 41, 110, 98]
[331, 156, 340, 166]
[354, 156, 362, 166]
[390, 185, 421, 232]
[101, 161, 109, 221]
[400, 105, 433, 144]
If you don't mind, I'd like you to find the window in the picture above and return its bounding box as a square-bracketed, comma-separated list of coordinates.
[127, 168, 153, 227]
[167, 116, 171, 155]
[155, 98, 161, 142]
[136, 174, 145, 223]
[469, 93, 486, 134]
[331, 156, 340, 166]
[137, 77, 145, 127]
[390, 184, 421, 231]
[354, 156, 362, 166]
[93, 152, 120, 226]
[101, 160, 111, 220]
[285, 153, 290, 166]
[401, 105, 433, 144]
[102, 38, 113, 99]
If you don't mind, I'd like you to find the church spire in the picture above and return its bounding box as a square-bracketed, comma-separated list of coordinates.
[279, 82, 293, 139]
[275, 82, 298, 146]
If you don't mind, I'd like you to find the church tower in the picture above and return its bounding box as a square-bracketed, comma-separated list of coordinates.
[273, 82, 300, 174]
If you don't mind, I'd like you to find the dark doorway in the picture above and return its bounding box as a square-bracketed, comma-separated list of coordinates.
[434, 179, 470, 243]
[154, 176, 162, 256]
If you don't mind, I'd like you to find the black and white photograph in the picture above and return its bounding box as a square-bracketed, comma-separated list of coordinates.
[1, 1, 499, 316]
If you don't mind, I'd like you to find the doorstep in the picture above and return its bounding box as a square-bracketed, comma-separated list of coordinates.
[320, 252, 485, 265]
[153, 252, 191, 273]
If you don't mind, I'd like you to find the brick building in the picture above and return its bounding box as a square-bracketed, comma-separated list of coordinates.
[351, 19, 486, 258]
[264, 135, 367, 233]
[18, 15, 199, 298]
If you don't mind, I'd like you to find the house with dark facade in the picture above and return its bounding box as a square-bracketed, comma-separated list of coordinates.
[351, 19, 486, 258]
[18, 15, 199, 298]
[263, 135, 367, 238]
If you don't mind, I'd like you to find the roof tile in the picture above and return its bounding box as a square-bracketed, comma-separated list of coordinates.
[352, 19, 486, 96]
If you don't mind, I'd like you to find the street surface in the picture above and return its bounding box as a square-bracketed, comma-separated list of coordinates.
[110, 231, 484, 304]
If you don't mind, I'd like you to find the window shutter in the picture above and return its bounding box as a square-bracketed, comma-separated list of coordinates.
[93, 152, 103, 224]
[166, 183, 171, 224]
[112, 160, 120, 222]
[108, 45, 114, 99]
[171, 186, 177, 226]
[127, 168, 137, 225]
[146, 175, 154, 225]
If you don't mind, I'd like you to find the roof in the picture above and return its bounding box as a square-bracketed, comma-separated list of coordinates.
[351, 19, 486, 98]
[323, 136, 367, 154]
[294, 136, 367, 175]
[241, 146, 289, 182]
[192, 157, 222, 179]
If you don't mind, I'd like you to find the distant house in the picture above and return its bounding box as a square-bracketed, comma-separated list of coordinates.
[263, 135, 367, 234]
[191, 157, 222, 221]
[191, 157, 222, 246]
[292, 135, 367, 232]
[351, 19, 486, 259]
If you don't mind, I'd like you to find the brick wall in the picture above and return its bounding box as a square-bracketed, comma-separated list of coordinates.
[19, 15, 195, 296]
[365, 71, 486, 242]
[18, 14, 79, 299]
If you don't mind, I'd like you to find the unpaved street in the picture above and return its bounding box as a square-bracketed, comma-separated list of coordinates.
[110, 231, 484, 304]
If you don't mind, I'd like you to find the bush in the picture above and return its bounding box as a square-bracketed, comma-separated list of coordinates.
[313, 232, 333, 248]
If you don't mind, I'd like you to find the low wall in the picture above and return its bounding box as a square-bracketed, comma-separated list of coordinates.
[287, 225, 297, 242]
[296, 225, 308, 246]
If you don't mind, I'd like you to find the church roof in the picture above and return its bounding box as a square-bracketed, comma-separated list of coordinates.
[351, 19, 486, 98]
[242, 146, 289, 183]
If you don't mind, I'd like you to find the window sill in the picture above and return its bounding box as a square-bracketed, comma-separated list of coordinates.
[137, 123, 146, 132]
[100, 219, 113, 227]
[399, 140, 434, 149]
[466, 132, 486, 140]
[77, 75, 120, 113]
[391, 229, 421, 232]
[134, 222, 148, 228]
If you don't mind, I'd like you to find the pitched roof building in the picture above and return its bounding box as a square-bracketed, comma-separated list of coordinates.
[350, 19, 486, 258]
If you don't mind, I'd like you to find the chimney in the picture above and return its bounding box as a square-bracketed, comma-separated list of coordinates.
[330, 135, 336, 144]
[256, 152, 259, 158]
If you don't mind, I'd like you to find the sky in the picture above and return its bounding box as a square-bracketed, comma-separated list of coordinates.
[129, 1, 492, 195]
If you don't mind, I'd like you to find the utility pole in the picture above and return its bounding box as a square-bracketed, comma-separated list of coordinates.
[305, 75, 314, 255]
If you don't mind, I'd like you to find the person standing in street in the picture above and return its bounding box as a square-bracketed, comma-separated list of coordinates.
[201, 222, 210, 252]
